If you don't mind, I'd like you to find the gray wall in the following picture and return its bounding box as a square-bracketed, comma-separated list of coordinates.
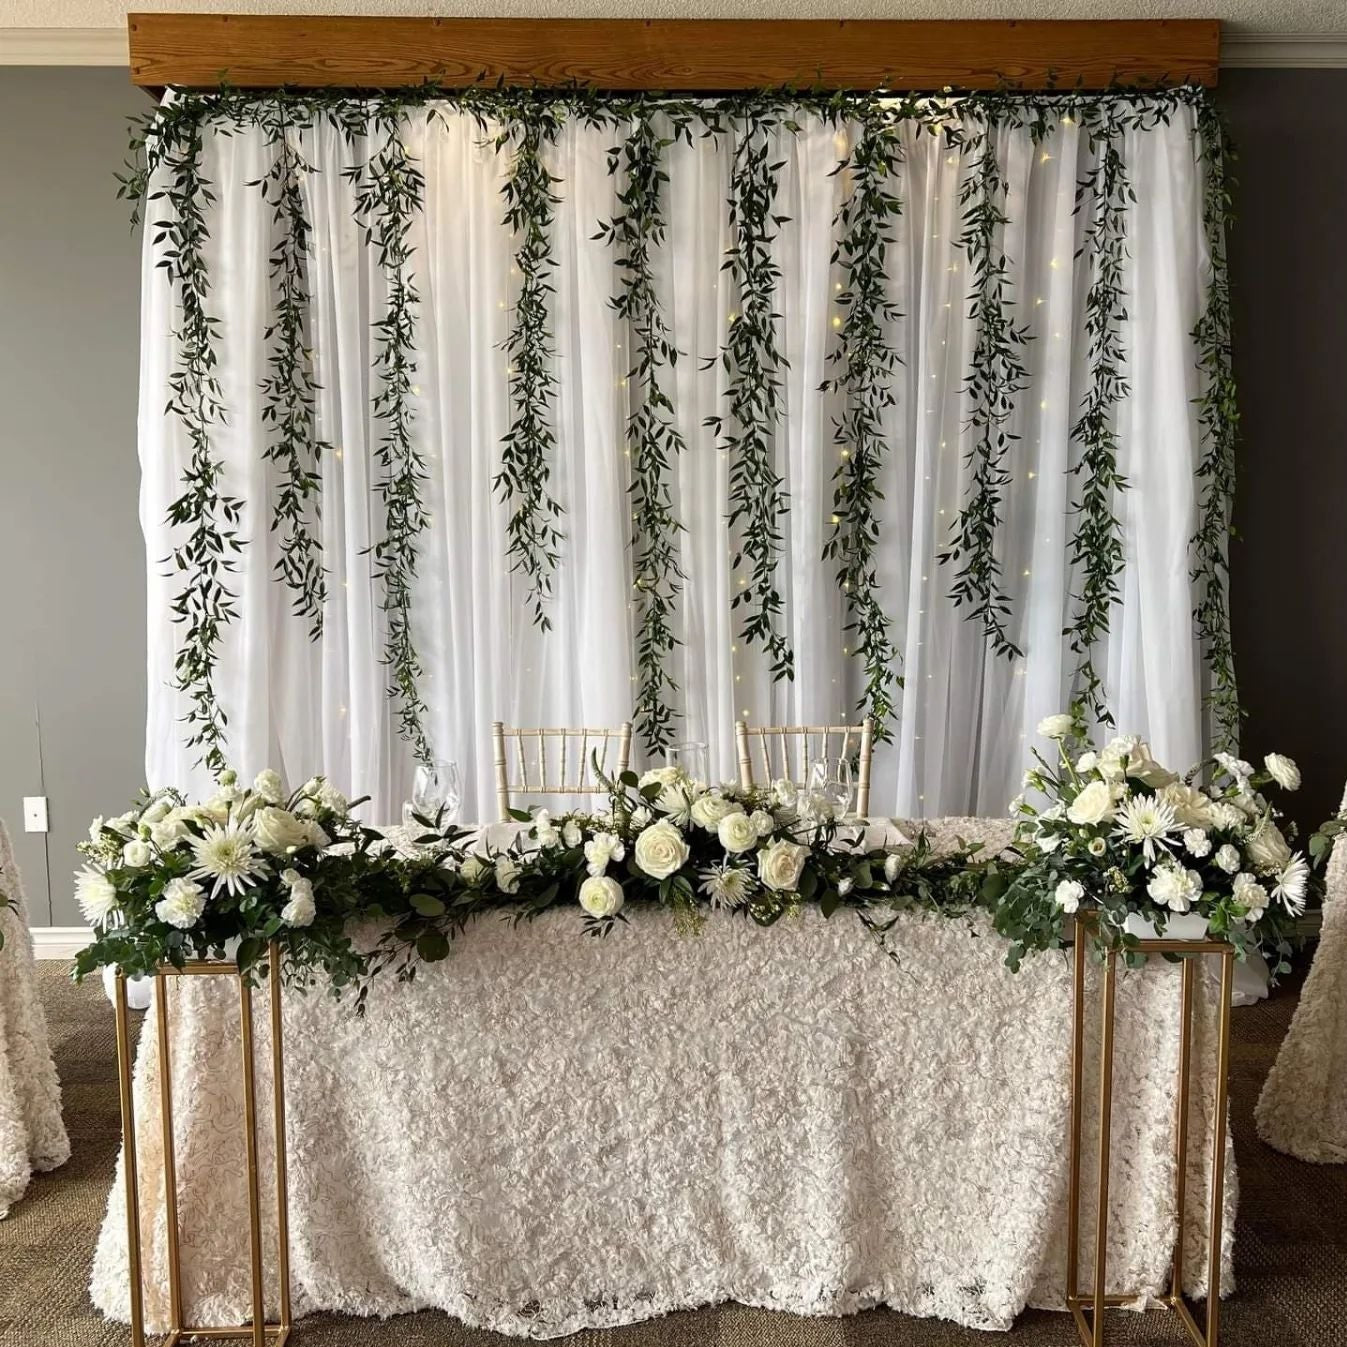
[0, 67, 1343, 923]
[0, 68, 146, 924]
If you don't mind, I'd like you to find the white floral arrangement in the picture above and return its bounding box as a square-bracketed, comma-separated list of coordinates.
[993, 713, 1306, 972]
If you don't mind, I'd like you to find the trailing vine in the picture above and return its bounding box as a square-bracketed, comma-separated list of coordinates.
[154, 108, 245, 772]
[711, 109, 794, 683]
[257, 98, 329, 638]
[351, 107, 432, 761]
[599, 105, 692, 753]
[821, 110, 905, 735]
[1065, 109, 1131, 726]
[939, 118, 1030, 659]
[1191, 99, 1241, 750]
[495, 104, 566, 631]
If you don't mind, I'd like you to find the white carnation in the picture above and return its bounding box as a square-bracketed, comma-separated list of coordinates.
[633, 820, 690, 880]
[532, 810, 561, 848]
[1147, 864, 1203, 913]
[1183, 829, 1212, 859]
[717, 811, 760, 854]
[1233, 871, 1269, 920]
[750, 809, 776, 839]
[583, 831, 625, 877]
[495, 857, 521, 894]
[253, 769, 285, 803]
[1215, 752, 1255, 785]
[280, 877, 316, 927]
[460, 855, 489, 885]
[1037, 713, 1074, 740]
[1264, 753, 1301, 792]
[155, 877, 206, 930]
[562, 820, 583, 849]
[1214, 843, 1241, 874]
[1075, 752, 1098, 773]
[75, 867, 119, 924]
[883, 853, 902, 883]
[1054, 879, 1085, 913]
[757, 838, 809, 893]
[578, 874, 624, 918]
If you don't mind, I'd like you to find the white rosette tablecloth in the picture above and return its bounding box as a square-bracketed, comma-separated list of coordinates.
[0, 819, 70, 1217]
[91, 819, 1236, 1338]
[1256, 784, 1347, 1162]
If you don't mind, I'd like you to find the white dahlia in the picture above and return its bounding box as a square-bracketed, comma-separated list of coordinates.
[1272, 853, 1310, 916]
[188, 819, 265, 898]
[699, 863, 753, 909]
[75, 867, 119, 924]
[1113, 796, 1180, 865]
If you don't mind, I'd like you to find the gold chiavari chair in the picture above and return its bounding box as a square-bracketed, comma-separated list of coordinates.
[734, 718, 875, 817]
[491, 722, 634, 822]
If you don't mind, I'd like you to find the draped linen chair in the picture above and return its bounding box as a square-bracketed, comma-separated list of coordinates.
[735, 719, 875, 818]
[491, 722, 633, 822]
[0, 818, 69, 1216]
[1256, 780, 1347, 1162]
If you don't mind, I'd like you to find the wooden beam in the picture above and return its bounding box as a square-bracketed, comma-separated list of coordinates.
[127, 15, 1220, 92]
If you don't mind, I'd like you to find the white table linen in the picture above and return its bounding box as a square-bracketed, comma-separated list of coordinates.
[90, 817, 1236, 1338]
[0, 819, 70, 1217]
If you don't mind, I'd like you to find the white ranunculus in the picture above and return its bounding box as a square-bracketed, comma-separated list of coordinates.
[460, 855, 488, 885]
[122, 840, 152, 869]
[1183, 829, 1212, 859]
[155, 877, 206, 930]
[757, 838, 809, 893]
[253, 806, 311, 856]
[1147, 864, 1203, 913]
[633, 821, 690, 880]
[253, 769, 285, 803]
[883, 853, 902, 883]
[583, 831, 625, 877]
[690, 791, 738, 831]
[1246, 820, 1292, 874]
[1067, 780, 1115, 826]
[1264, 753, 1301, 792]
[578, 874, 625, 918]
[749, 809, 776, 838]
[1054, 879, 1084, 913]
[1214, 843, 1241, 874]
[1038, 713, 1075, 740]
[495, 858, 521, 894]
[75, 867, 119, 924]
[280, 877, 317, 927]
[717, 811, 759, 854]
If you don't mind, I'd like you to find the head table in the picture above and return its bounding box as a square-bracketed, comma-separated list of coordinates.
[91, 817, 1235, 1339]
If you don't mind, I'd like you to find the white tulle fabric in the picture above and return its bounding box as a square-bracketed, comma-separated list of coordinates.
[92, 818, 1234, 1337]
[1256, 783, 1347, 1162]
[0, 819, 70, 1217]
[140, 100, 1217, 823]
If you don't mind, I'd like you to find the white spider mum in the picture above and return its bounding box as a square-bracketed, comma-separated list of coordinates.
[189, 818, 265, 898]
[1113, 796, 1180, 865]
[1272, 853, 1311, 916]
[699, 863, 753, 910]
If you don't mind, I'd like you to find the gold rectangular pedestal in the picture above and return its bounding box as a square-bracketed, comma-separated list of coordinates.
[113, 944, 292, 1347]
[1065, 918, 1235, 1347]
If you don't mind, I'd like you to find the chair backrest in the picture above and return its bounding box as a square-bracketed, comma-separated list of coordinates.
[491, 722, 634, 821]
[734, 719, 875, 817]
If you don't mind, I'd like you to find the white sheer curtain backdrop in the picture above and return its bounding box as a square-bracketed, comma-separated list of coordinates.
[141, 101, 1213, 823]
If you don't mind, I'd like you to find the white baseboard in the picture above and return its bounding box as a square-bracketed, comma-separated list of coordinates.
[30, 926, 94, 959]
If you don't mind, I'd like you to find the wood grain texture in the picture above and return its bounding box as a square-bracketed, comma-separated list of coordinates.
[127, 15, 1220, 91]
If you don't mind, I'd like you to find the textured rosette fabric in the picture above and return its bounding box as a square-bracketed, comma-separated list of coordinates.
[0, 819, 70, 1217]
[92, 818, 1235, 1337]
[1256, 784, 1347, 1162]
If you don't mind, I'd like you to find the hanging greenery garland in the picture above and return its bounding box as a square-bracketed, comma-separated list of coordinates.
[1191, 99, 1241, 750]
[351, 106, 432, 762]
[712, 107, 795, 684]
[1064, 108, 1131, 727]
[599, 104, 693, 754]
[496, 103, 566, 632]
[821, 108, 906, 736]
[257, 99, 329, 639]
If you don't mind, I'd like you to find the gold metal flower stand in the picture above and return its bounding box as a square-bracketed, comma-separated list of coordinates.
[1065, 917, 1235, 1347]
[113, 941, 292, 1347]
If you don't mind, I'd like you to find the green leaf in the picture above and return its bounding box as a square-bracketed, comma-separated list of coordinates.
[416, 930, 450, 962]
[410, 893, 446, 918]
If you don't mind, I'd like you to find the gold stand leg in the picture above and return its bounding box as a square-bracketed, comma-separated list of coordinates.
[114, 951, 292, 1347]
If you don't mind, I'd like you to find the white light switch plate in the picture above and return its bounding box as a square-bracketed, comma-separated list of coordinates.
[22, 796, 49, 833]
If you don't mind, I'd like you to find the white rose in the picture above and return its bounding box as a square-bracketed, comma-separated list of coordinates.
[1037, 713, 1075, 740]
[108, 811, 139, 836]
[280, 878, 316, 927]
[1264, 753, 1301, 792]
[253, 806, 310, 855]
[757, 838, 809, 893]
[690, 791, 738, 831]
[155, 877, 206, 930]
[140, 797, 173, 825]
[1055, 879, 1085, 913]
[1183, 829, 1212, 858]
[1147, 864, 1203, 913]
[495, 858, 521, 894]
[1159, 783, 1218, 829]
[1126, 742, 1178, 788]
[770, 779, 799, 810]
[633, 821, 691, 880]
[280, 868, 302, 886]
[1246, 821, 1292, 874]
[253, 769, 285, 803]
[750, 810, 776, 839]
[638, 765, 682, 792]
[122, 840, 152, 869]
[460, 855, 489, 885]
[583, 831, 625, 877]
[1088, 837, 1107, 857]
[75, 867, 119, 924]
[717, 811, 759, 854]
[1067, 780, 1115, 826]
[150, 816, 190, 849]
[578, 874, 625, 918]
[299, 820, 330, 849]
[562, 820, 583, 849]
[1076, 752, 1098, 773]
[1214, 844, 1241, 873]
[883, 853, 902, 883]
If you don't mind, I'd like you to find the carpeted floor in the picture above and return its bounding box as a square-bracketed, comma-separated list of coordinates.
[3, 964, 1345, 1346]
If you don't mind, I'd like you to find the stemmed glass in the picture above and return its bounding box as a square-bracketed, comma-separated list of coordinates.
[403, 759, 462, 831]
[806, 757, 854, 819]
[667, 741, 710, 785]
